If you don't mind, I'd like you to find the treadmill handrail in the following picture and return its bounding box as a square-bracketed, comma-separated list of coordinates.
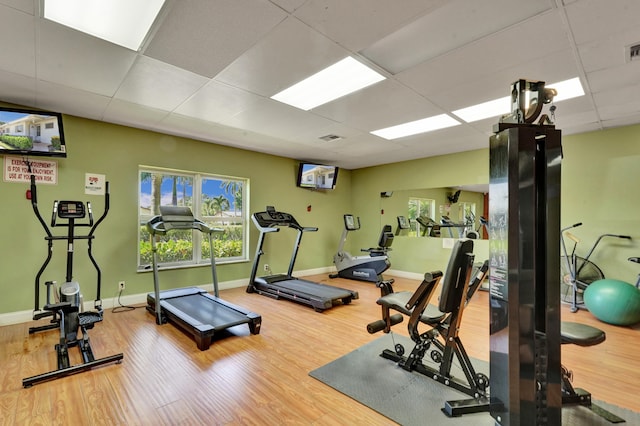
[147, 214, 222, 235]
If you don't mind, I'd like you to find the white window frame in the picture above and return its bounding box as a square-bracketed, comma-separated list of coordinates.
[138, 166, 249, 271]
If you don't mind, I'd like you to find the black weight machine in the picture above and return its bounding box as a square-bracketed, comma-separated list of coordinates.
[23, 171, 123, 388]
[489, 79, 622, 424]
[146, 206, 261, 351]
[367, 239, 491, 417]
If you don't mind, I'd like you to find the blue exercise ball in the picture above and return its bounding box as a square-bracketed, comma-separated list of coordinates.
[584, 279, 640, 326]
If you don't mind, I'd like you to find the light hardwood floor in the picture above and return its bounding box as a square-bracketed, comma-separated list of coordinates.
[1, 274, 638, 425]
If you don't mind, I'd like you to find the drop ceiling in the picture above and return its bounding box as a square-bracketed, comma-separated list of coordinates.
[1, 0, 639, 169]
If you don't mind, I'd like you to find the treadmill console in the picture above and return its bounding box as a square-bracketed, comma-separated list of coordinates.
[253, 206, 301, 229]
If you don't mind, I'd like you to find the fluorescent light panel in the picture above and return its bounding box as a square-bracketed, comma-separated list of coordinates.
[371, 114, 461, 140]
[44, 0, 165, 51]
[452, 77, 584, 123]
[271, 57, 386, 111]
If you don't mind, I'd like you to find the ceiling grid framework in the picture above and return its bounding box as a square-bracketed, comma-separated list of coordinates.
[0, 0, 639, 169]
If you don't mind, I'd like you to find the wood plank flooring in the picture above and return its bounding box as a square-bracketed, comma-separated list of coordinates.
[1, 274, 638, 425]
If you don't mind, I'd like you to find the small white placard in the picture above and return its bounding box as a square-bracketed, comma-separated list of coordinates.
[85, 173, 106, 195]
[3, 156, 58, 184]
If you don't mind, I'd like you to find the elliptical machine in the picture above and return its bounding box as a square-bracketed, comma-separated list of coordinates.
[329, 214, 394, 283]
[23, 170, 123, 387]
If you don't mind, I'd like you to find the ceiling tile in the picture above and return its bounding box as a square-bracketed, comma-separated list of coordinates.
[0, 69, 36, 106]
[225, 97, 341, 141]
[215, 17, 349, 97]
[36, 20, 137, 96]
[293, 0, 448, 52]
[269, 0, 307, 13]
[0, 0, 34, 14]
[174, 80, 264, 123]
[593, 84, 640, 121]
[102, 99, 170, 128]
[0, 5, 36, 76]
[362, 0, 553, 74]
[313, 79, 443, 131]
[587, 61, 640, 95]
[397, 10, 571, 105]
[565, 0, 640, 45]
[35, 80, 111, 120]
[600, 114, 640, 130]
[115, 56, 209, 111]
[144, 0, 287, 78]
[577, 26, 640, 72]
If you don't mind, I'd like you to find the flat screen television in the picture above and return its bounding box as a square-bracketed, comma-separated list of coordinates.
[0, 106, 67, 158]
[296, 162, 339, 190]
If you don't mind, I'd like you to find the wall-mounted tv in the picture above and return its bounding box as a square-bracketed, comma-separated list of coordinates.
[0, 106, 67, 158]
[296, 162, 339, 190]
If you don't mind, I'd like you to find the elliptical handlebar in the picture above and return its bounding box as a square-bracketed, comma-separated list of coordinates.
[29, 170, 110, 313]
[30, 174, 53, 238]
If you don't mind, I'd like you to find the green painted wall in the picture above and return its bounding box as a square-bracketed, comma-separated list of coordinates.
[2, 105, 639, 316]
[561, 124, 640, 282]
[0, 113, 353, 314]
[349, 125, 640, 281]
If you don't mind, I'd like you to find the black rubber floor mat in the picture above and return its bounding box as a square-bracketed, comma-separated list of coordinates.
[310, 334, 637, 426]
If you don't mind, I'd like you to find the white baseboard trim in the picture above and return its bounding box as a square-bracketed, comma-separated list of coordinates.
[386, 269, 424, 281]
[0, 269, 333, 326]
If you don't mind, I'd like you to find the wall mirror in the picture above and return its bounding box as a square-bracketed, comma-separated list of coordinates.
[381, 185, 489, 239]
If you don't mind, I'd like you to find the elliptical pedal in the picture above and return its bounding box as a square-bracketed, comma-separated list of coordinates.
[79, 311, 103, 327]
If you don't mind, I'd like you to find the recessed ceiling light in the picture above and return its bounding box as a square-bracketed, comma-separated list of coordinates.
[44, 0, 165, 51]
[271, 57, 386, 111]
[452, 77, 585, 123]
[371, 114, 461, 140]
[451, 97, 511, 123]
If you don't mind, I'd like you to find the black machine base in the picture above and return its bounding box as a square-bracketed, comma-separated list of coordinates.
[146, 287, 262, 350]
[564, 388, 626, 423]
[443, 396, 490, 417]
[23, 352, 124, 388]
[250, 275, 358, 312]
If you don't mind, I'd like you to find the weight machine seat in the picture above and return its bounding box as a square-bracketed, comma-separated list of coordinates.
[376, 291, 446, 324]
[560, 321, 605, 347]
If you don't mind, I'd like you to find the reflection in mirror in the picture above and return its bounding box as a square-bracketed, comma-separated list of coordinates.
[383, 186, 489, 239]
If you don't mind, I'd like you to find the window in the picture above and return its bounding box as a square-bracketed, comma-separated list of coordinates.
[15, 124, 23, 133]
[408, 197, 435, 237]
[138, 167, 249, 270]
[45, 122, 54, 129]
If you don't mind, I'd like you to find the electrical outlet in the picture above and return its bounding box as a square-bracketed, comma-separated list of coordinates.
[118, 281, 125, 291]
[264, 264, 270, 272]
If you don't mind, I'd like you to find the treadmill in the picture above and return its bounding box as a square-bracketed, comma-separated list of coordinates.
[146, 206, 261, 350]
[247, 206, 358, 312]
